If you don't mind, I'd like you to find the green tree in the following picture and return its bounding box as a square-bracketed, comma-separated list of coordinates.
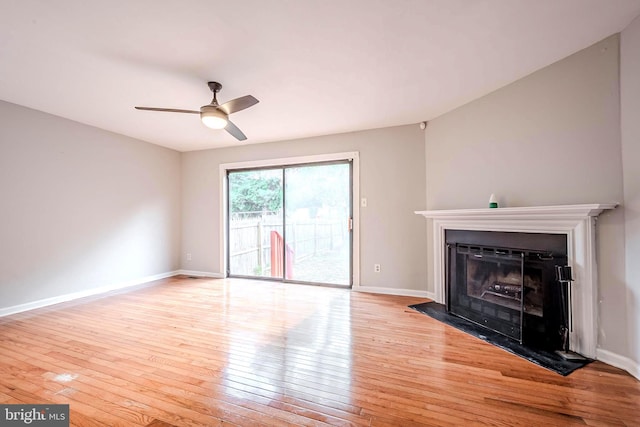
[229, 170, 282, 213]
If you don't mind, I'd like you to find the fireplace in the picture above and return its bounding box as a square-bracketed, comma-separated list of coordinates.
[415, 203, 617, 358]
[446, 230, 567, 350]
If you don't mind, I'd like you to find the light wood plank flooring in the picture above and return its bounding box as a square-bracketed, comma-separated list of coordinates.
[1, 276, 639, 426]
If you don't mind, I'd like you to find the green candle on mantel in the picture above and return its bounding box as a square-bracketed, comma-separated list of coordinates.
[489, 194, 498, 208]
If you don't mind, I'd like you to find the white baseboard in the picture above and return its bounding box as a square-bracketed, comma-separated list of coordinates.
[355, 286, 434, 299]
[0, 270, 181, 318]
[596, 348, 640, 380]
[176, 269, 225, 279]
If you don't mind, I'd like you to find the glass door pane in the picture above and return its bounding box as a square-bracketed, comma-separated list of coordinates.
[228, 169, 283, 278]
[284, 162, 351, 286]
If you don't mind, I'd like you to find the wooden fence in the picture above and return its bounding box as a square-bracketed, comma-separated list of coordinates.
[229, 217, 347, 277]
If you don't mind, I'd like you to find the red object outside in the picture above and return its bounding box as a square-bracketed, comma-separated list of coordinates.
[270, 231, 294, 279]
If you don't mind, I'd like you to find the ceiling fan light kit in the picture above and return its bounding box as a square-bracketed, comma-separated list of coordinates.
[200, 106, 228, 129]
[135, 81, 258, 141]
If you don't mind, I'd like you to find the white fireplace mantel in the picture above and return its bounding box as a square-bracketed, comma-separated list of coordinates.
[415, 203, 617, 358]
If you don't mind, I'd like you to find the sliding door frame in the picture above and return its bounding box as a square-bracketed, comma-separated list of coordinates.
[220, 152, 360, 288]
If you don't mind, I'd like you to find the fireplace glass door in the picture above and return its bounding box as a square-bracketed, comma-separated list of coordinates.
[449, 245, 526, 342]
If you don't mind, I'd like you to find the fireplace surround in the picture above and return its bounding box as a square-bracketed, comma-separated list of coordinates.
[416, 204, 617, 358]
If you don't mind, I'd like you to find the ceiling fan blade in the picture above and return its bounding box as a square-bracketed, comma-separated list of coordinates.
[218, 95, 259, 115]
[135, 106, 200, 114]
[225, 120, 247, 141]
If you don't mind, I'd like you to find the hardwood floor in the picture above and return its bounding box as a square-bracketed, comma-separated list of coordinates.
[1, 276, 639, 426]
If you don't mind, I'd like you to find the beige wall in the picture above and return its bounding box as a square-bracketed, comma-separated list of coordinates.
[181, 125, 428, 292]
[424, 35, 629, 357]
[622, 16, 640, 371]
[0, 101, 182, 310]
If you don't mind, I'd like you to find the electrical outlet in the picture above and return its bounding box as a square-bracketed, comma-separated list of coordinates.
[186, 253, 192, 261]
[374, 264, 381, 273]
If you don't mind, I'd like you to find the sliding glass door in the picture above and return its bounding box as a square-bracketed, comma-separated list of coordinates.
[283, 163, 350, 284]
[227, 168, 283, 278]
[227, 161, 351, 286]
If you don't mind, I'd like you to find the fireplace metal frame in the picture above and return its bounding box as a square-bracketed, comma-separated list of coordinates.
[446, 233, 567, 349]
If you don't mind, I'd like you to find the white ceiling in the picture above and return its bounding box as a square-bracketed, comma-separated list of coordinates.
[2, 1, 640, 152]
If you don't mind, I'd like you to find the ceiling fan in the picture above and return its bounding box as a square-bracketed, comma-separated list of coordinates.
[135, 81, 258, 141]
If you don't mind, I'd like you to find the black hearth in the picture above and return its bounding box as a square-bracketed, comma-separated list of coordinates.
[446, 230, 567, 351]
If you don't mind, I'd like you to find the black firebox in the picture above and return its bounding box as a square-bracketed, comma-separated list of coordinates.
[446, 230, 567, 350]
